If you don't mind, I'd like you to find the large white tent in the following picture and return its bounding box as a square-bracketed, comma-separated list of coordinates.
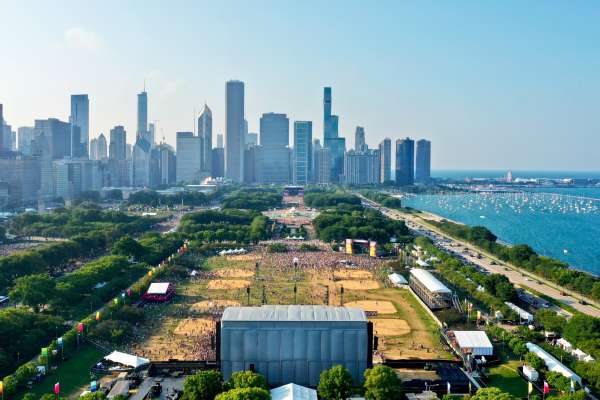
[388, 273, 408, 287]
[453, 331, 493, 356]
[270, 383, 317, 400]
[526, 343, 582, 384]
[104, 351, 149, 368]
[146, 282, 170, 295]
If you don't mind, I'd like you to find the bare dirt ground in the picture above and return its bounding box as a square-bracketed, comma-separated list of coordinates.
[207, 279, 251, 290]
[191, 300, 240, 312]
[335, 279, 380, 290]
[344, 300, 397, 314]
[333, 269, 373, 280]
[214, 269, 255, 278]
[173, 318, 216, 336]
[371, 318, 411, 336]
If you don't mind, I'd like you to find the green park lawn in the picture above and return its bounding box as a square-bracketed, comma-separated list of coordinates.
[487, 357, 529, 398]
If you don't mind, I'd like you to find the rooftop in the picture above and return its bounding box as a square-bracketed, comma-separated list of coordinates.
[222, 305, 367, 322]
[453, 331, 493, 350]
[410, 268, 451, 294]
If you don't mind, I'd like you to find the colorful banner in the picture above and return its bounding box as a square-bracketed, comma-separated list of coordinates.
[54, 382, 60, 395]
[95, 311, 101, 321]
[41, 347, 48, 357]
[78, 323, 84, 333]
[369, 241, 377, 257]
[345, 239, 353, 255]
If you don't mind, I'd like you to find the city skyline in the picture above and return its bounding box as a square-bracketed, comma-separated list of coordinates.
[1, 1, 599, 170]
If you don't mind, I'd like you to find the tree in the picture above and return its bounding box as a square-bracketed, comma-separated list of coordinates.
[471, 387, 515, 400]
[22, 393, 37, 400]
[318, 365, 353, 400]
[547, 391, 586, 400]
[182, 370, 224, 400]
[228, 371, 268, 390]
[363, 365, 402, 400]
[9, 274, 56, 311]
[80, 392, 108, 400]
[14, 363, 37, 384]
[215, 387, 270, 400]
[535, 309, 567, 334]
[546, 371, 572, 393]
[525, 352, 545, 370]
[111, 236, 145, 261]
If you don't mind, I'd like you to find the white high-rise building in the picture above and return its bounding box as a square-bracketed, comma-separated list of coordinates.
[378, 138, 391, 183]
[225, 80, 244, 182]
[198, 103, 212, 172]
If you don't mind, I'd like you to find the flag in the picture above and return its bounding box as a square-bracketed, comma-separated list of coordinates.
[54, 382, 60, 395]
[41, 347, 49, 357]
[570, 379, 575, 393]
[113, 298, 118, 305]
[78, 323, 84, 333]
[127, 288, 132, 297]
[90, 381, 97, 392]
[476, 310, 481, 320]
[543, 381, 550, 394]
[468, 381, 472, 393]
[57, 337, 63, 347]
[0, 381, 4, 396]
[528, 381, 533, 394]
[95, 311, 101, 321]
[447, 381, 451, 394]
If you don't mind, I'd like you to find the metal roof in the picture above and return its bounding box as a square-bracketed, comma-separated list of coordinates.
[388, 273, 408, 285]
[410, 268, 451, 294]
[526, 342, 582, 384]
[147, 282, 170, 295]
[454, 331, 493, 350]
[271, 384, 317, 400]
[221, 305, 367, 322]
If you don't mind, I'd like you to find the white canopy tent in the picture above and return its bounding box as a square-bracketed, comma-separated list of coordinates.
[104, 351, 149, 368]
[388, 273, 408, 287]
[270, 383, 317, 400]
[146, 282, 170, 295]
[526, 343, 582, 384]
[453, 331, 494, 356]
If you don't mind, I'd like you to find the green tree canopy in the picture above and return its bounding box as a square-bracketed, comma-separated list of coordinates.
[363, 365, 402, 400]
[111, 236, 145, 261]
[228, 371, 268, 391]
[9, 273, 56, 311]
[215, 387, 271, 400]
[79, 392, 108, 400]
[525, 352, 545, 370]
[471, 387, 515, 400]
[318, 365, 353, 400]
[182, 370, 224, 400]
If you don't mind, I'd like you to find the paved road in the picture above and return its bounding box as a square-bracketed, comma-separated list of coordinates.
[360, 195, 600, 318]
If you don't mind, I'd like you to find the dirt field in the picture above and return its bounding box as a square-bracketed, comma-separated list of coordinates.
[214, 269, 254, 278]
[225, 254, 261, 261]
[335, 279, 380, 290]
[207, 279, 251, 290]
[344, 300, 397, 314]
[192, 300, 240, 312]
[334, 269, 373, 280]
[371, 318, 411, 336]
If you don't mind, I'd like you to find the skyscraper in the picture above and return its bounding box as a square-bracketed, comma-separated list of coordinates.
[109, 126, 127, 160]
[137, 91, 148, 139]
[395, 137, 415, 186]
[343, 149, 380, 185]
[198, 103, 212, 172]
[133, 135, 151, 187]
[211, 147, 225, 178]
[176, 131, 202, 183]
[322, 87, 344, 182]
[157, 143, 176, 185]
[17, 127, 36, 156]
[415, 139, 431, 184]
[97, 133, 108, 160]
[89, 138, 98, 160]
[355, 126, 366, 151]
[217, 134, 224, 148]
[70, 94, 89, 157]
[259, 112, 290, 184]
[293, 121, 313, 185]
[148, 122, 156, 148]
[225, 80, 245, 182]
[378, 138, 391, 183]
[0, 104, 4, 151]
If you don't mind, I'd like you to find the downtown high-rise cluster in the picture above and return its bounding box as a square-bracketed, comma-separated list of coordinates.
[0, 82, 431, 210]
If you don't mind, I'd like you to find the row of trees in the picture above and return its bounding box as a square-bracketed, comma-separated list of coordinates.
[181, 364, 402, 400]
[304, 190, 362, 209]
[314, 206, 411, 244]
[179, 210, 271, 243]
[127, 189, 224, 208]
[430, 219, 600, 301]
[220, 189, 282, 212]
[361, 191, 403, 209]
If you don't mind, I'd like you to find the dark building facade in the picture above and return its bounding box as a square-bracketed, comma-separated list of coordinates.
[395, 137, 414, 186]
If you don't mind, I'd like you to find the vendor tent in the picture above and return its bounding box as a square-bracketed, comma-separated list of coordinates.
[104, 351, 149, 369]
[388, 273, 408, 287]
[526, 343, 581, 384]
[453, 331, 493, 356]
[270, 383, 317, 400]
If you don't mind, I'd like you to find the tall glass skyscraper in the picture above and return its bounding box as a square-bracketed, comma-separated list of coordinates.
[225, 80, 245, 182]
[259, 112, 289, 184]
[109, 126, 127, 160]
[378, 138, 392, 183]
[322, 87, 344, 183]
[137, 91, 148, 138]
[415, 139, 431, 184]
[355, 126, 366, 151]
[70, 94, 89, 157]
[293, 121, 313, 185]
[395, 137, 415, 186]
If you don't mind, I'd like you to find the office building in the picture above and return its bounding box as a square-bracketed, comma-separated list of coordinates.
[246, 132, 258, 147]
[355, 126, 366, 151]
[0, 104, 3, 151]
[225, 80, 245, 182]
[176, 131, 202, 183]
[258, 112, 290, 184]
[198, 103, 212, 172]
[315, 147, 331, 184]
[157, 143, 176, 185]
[70, 94, 89, 157]
[378, 138, 392, 183]
[243, 145, 259, 184]
[217, 133, 224, 148]
[132, 136, 152, 187]
[17, 127, 36, 156]
[293, 121, 312, 185]
[322, 87, 344, 182]
[33, 118, 78, 159]
[211, 147, 225, 178]
[343, 149, 380, 185]
[97, 133, 107, 160]
[89, 138, 98, 160]
[0, 156, 41, 208]
[109, 126, 127, 160]
[395, 137, 414, 186]
[415, 139, 431, 184]
[137, 91, 148, 140]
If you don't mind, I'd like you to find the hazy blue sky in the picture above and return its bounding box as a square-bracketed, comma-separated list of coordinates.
[1, 1, 599, 170]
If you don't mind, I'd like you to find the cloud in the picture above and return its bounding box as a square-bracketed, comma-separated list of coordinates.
[64, 27, 102, 51]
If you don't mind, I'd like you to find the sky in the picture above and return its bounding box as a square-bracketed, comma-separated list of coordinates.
[0, 0, 599, 171]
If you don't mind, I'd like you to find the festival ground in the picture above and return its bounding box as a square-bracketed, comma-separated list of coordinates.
[124, 242, 452, 362]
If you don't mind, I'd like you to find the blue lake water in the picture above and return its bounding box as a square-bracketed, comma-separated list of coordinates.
[403, 187, 600, 275]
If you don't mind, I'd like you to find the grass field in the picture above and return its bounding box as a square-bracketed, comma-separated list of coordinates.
[16, 345, 105, 400]
[486, 349, 528, 398]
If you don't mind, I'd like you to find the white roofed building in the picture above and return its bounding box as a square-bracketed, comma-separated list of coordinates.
[388, 273, 408, 287]
[505, 302, 533, 323]
[452, 331, 493, 356]
[409, 268, 452, 310]
[526, 343, 582, 384]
